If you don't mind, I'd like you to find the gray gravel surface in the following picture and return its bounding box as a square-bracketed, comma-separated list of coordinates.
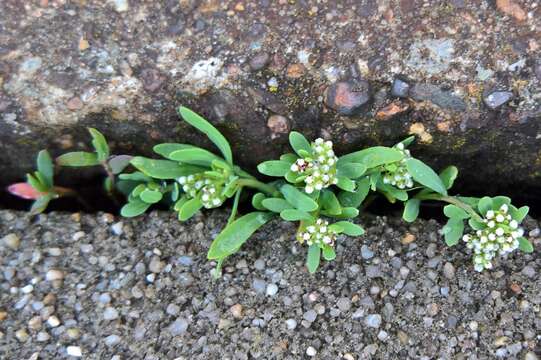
[1, 209, 540, 359]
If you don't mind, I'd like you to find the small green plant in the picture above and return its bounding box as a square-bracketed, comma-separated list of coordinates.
[7, 107, 534, 276]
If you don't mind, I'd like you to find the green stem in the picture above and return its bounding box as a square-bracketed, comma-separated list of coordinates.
[227, 187, 243, 225]
[236, 178, 277, 196]
[417, 194, 482, 221]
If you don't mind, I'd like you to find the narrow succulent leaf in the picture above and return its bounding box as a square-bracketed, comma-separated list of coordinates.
[323, 207, 359, 219]
[279, 153, 298, 163]
[336, 176, 356, 192]
[322, 246, 336, 261]
[403, 198, 421, 222]
[457, 196, 480, 207]
[174, 196, 189, 212]
[108, 155, 133, 174]
[37, 150, 54, 188]
[88, 128, 110, 162]
[118, 172, 152, 182]
[334, 221, 364, 236]
[171, 183, 180, 202]
[178, 106, 233, 164]
[400, 136, 416, 147]
[338, 147, 403, 168]
[369, 173, 380, 191]
[477, 196, 493, 216]
[337, 177, 370, 208]
[280, 184, 318, 212]
[377, 183, 408, 202]
[261, 198, 294, 213]
[405, 158, 447, 196]
[443, 218, 464, 246]
[7, 182, 44, 200]
[153, 143, 196, 159]
[336, 162, 367, 179]
[251, 193, 267, 211]
[178, 198, 203, 221]
[321, 190, 342, 215]
[443, 204, 470, 219]
[468, 218, 486, 230]
[120, 199, 151, 218]
[169, 148, 223, 167]
[518, 237, 534, 253]
[130, 156, 204, 179]
[139, 189, 163, 204]
[280, 209, 313, 221]
[56, 151, 100, 167]
[207, 212, 274, 259]
[222, 177, 239, 198]
[306, 245, 321, 274]
[285, 171, 299, 183]
[289, 131, 312, 157]
[257, 160, 292, 177]
[30, 194, 52, 215]
[439, 166, 458, 190]
[26, 173, 48, 193]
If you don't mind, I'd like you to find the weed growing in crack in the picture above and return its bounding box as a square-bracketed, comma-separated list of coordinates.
[8, 107, 534, 276]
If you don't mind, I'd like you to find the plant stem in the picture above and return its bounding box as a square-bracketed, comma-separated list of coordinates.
[236, 178, 277, 196]
[417, 194, 482, 221]
[227, 187, 243, 225]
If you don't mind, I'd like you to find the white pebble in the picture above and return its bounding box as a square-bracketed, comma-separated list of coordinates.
[111, 222, 123, 235]
[306, 346, 317, 357]
[46, 269, 64, 281]
[66, 346, 83, 357]
[2, 233, 20, 250]
[21, 285, 34, 294]
[266, 283, 279, 296]
[72, 231, 85, 241]
[47, 316, 61, 327]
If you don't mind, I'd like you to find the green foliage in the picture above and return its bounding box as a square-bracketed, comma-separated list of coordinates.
[12, 107, 534, 277]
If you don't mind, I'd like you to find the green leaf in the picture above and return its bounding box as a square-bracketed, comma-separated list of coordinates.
[207, 212, 274, 259]
[257, 160, 292, 177]
[30, 195, 52, 215]
[171, 183, 180, 202]
[377, 183, 408, 202]
[37, 150, 54, 188]
[88, 128, 110, 162]
[289, 132, 312, 157]
[306, 244, 321, 274]
[27, 173, 48, 193]
[118, 172, 152, 182]
[518, 237, 534, 253]
[491, 196, 511, 210]
[400, 136, 415, 147]
[178, 198, 203, 221]
[510, 206, 529, 223]
[338, 147, 403, 168]
[280, 153, 297, 163]
[108, 155, 133, 174]
[324, 207, 359, 219]
[336, 176, 356, 192]
[130, 156, 204, 179]
[439, 166, 458, 190]
[261, 198, 294, 213]
[178, 106, 233, 164]
[120, 199, 151, 218]
[251, 193, 267, 211]
[280, 209, 313, 221]
[131, 184, 146, 198]
[334, 221, 364, 236]
[369, 172, 381, 191]
[280, 184, 318, 212]
[457, 196, 480, 207]
[405, 158, 447, 196]
[168, 148, 223, 167]
[153, 143, 195, 159]
[403, 199, 421, 222]
[477, 196, 493, 216]
[139, 189, 163, 204]
[468, 218, 486, 230]
[320, 190, 342, 215]
[322, 246, 336, 261]
[56, 151, 100, 167]
[338, 177, 370, 208]
[337, 162, 367, 179]
[173, 196, 189, 212]
[443, 205, 469, 219]
[222, 177, 239, 198]
[443, 218, 464, 246]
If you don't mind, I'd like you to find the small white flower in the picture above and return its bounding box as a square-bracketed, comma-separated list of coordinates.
[212, 198, 221, 206]
[290, 164, 299, 172]
[496, 214, 504, 223]
[487, 221, 495, 228]
[486, 210, 494, 219]
[303, 233, 310, 240]
[509, 220, 518, 229]
[495, 227, 504, 236]
[178, 176, 187, 184]
[396, 143, 404, 150]
[500, 204, 508, 213]
[325, 141, 332, 147]
[305, 186, 314, 194]
[307, 226, 315, 233]
[315, 138, 323, 145]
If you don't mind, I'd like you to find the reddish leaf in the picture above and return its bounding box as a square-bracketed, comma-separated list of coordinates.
[7, 183, 45, 200]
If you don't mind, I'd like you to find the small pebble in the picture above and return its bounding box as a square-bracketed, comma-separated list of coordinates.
[252, 278, 266, 294]
[36, 331, 50, 342]
[105, 334, 121, 346]
[230, 304, 243, 319]
[443, 262, 455, 279]
[103, 307, 119, 320]
[169, 318, 189, 336]
[46, 269, 64, 281]
[364, 314, 382, 328]
[266, 283, 278, 296]
[47, 316, 61, 327]
[2, 233, 20, 250]
[303, 310, 317, 322]
[66, 346, 83, 357]
[15, 328, 29, 342]
[361, 245, 374, 259]
[306, 346, 317, 357]
[111, 222, 123, 235]
[286, 318, 297, 330]
[166, 304, 180, 316]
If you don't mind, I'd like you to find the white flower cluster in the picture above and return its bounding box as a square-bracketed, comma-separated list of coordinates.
[463, 204, 524, 272]
[297, 218, 338, 247]
[178, 174, 225, 209]
[382, 143, 413, 189]
[290, 138, 338, 194]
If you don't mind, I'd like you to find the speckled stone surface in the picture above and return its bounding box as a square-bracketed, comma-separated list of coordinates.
[0, 0, 540, 198]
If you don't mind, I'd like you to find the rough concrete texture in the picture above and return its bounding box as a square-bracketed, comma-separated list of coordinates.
[0, 1, 540, 197]
[0, 209, 540, 359]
